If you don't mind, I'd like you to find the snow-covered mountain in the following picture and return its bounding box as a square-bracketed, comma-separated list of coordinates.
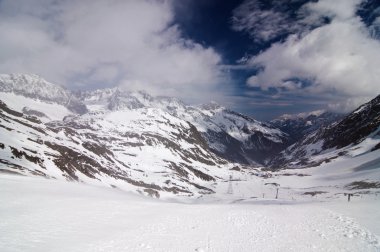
[271, 94, 380, 168]
[76, 87, 289, 165]
[0, 74, 288, 197]
[271, 110, 344, 144]
[0, 74, 87, 115]
[1, 73, 380, 199]
[194, 105, 289, 164]
[0, 92, 230, 198]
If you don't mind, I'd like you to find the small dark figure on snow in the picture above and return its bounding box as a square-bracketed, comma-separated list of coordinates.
[348, 193, 353, 202]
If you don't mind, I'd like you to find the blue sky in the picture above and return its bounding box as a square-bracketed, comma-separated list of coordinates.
[173, 0, 380, 119]
[0, 0, 379, 120]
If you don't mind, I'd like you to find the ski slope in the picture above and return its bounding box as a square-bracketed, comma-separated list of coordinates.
[0, 175, 379, 252]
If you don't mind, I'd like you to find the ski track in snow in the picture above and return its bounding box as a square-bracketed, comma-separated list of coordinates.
[0, 176, 379, 252]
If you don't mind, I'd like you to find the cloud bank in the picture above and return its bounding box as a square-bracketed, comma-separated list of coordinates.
[234, 0, 380, 112]
[0, 0, 227, 102]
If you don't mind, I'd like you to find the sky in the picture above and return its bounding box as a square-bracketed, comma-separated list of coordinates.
[0, 0, 379, 120]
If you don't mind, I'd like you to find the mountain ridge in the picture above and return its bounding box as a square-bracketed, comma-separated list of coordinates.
[0, 73, 88, 114]
[1, 73, 379, 197]
[271, 94, 380, 168]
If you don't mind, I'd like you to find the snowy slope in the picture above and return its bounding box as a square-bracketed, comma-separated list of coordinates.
[0, 98, 231, 198]
[271, 94, 380, 168]
[0, 174, 379, 252]
[264, 148, 380, 202]
[0, 75, 238, 198]
[0, 74, 87, 114]
[0, 92, 73, 122]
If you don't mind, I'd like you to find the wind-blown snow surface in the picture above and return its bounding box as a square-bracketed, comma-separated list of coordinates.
[0, 175, 379, 252]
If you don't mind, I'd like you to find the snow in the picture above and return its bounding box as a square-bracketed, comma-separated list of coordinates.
[277, 109, 326, 120]
[353, 104, 367, 114]
[81, 89, 287, 151]
[0, 174, 379, 252]
[0, 92, 72, 122]
[304, 140, 324, 156]
[324, 200, 380, 238]
[1, 75, 380, 251]
[0, 92, 231, 197]
[278, 122, 380, 168]
[0, 74, 69, 101]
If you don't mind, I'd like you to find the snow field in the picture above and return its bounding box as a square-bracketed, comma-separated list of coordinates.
[0, 175, 379, 252]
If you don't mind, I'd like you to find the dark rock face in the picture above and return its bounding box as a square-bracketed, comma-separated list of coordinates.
[66, 100, 88, 115]
[45, 142, 101, 180]
[204, 130, 250, 164]
[247, 131, 290, 163]
[199, 109, 290, 165]
[22, 107, 49, 118]
[321, 96, 380, 149]
[270, 94, 380, 168]
[205, 129, 289, 165]
[10, 146, 44, 165]
[271, 111, 344, 144]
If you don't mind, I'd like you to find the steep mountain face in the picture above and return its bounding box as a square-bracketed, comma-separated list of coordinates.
[76, 88, 290, 165]
[192, 106, 289, 165]
[0, 93, 230, 198]
[271, 95, 380, 168]
[0, 74, 87, 114]
[271, 110, 344, 144]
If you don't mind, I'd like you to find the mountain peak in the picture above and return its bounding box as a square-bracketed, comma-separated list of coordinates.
[199, 101, 224, 111]
[276, 109, 326, 121]
[352, 94, 380, 115]
[271, 109, 344, 145]
[271, 93, 380, 168]
[0, 73, 64, 91]
[0, 73, 87, 114]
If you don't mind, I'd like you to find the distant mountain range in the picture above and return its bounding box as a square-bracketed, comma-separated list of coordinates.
[271, 110, 344, 144]
[271, 94, 380, 169]
[1, 73, 379, 197]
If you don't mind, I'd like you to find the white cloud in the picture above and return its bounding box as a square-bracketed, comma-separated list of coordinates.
[327, 96, 372, 112]
[302, 0, 362, 21]
[0, 0, 227, 102]
[369, 17, 380, 39]
[240, 0, 380, 112]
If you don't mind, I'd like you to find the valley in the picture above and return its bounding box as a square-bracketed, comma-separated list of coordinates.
[0, 73, 379, 251]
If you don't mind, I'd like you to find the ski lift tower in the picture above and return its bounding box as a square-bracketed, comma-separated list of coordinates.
[227, 174, 233, 194]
